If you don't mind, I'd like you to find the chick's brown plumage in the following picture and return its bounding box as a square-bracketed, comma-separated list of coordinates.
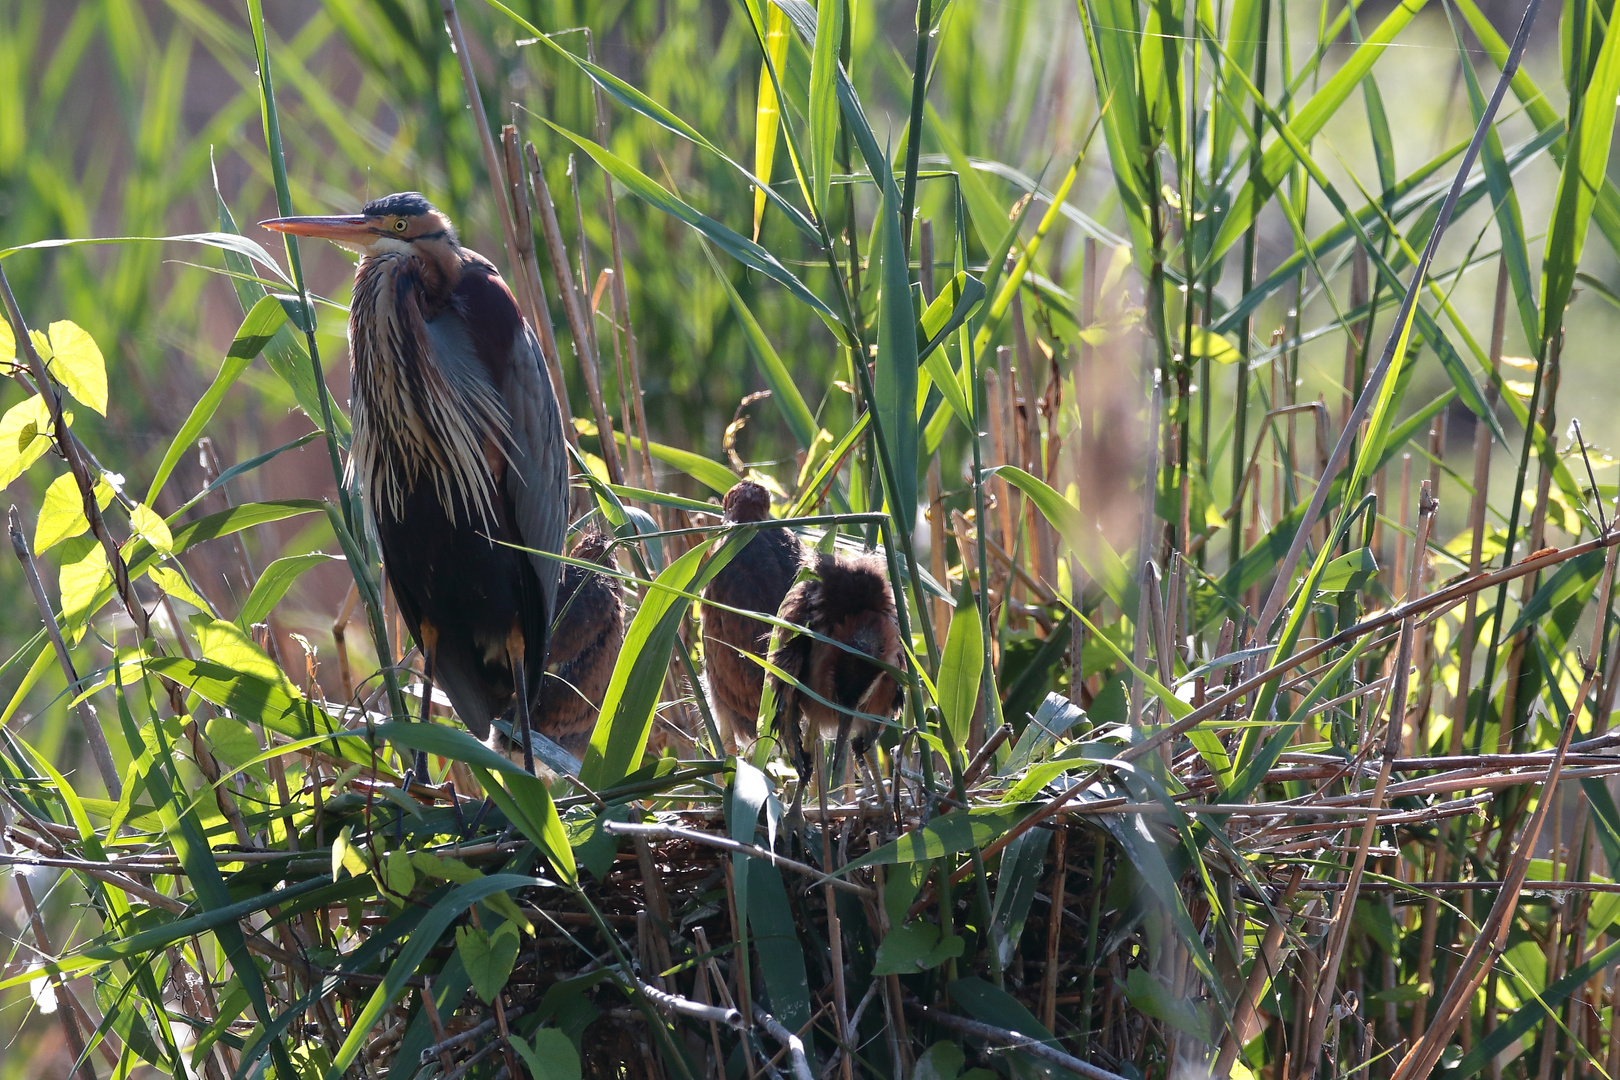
[767, 551, 901, 775]
[536, 531, 624, 757]
[700, 482, 803, 750]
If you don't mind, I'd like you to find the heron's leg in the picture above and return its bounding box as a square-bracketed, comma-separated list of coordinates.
[507, 624, 536, 775]
[405, 624, 438, 789]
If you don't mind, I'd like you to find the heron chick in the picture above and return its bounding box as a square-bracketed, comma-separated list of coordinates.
[699, 481, 804, 752]
[536, 531, 625, 758]
[263, 192, 569, 774]
[766, 551, 901, 788]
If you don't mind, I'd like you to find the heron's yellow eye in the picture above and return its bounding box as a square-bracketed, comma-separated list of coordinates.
[392, 218, 407, 233]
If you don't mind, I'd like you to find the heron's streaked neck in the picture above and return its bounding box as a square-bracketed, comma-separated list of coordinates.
[359, 237, 464, 312]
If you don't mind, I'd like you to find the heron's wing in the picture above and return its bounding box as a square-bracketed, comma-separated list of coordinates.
[502, 324, 570, 628]
[451, 257, 569, 649]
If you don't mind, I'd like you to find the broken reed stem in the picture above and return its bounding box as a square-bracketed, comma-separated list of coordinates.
[439, 0, 527, 313]
[527, 147, 625, 484]
[583, 36, 658, 496]
[502, 131, 579, 451]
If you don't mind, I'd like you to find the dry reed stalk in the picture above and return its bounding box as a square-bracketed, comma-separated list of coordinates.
[440, 0, 530, 307]
[582, 42, 657, 494]
[1125, 526, 1620, 765]
[528, 151, 625, 484]
[1040, 826, 1067, 1031]
[1397, 454, 1412, 603]
[1391, 703, 1583, 1080]
[1294, 482, 1436, 1080]
[1414, 260, 1508, 1042]
[1215, 867, 1305, 1075]
[815, 764, 853, 1080]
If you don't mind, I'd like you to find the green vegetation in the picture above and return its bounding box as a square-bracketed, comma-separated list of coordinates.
[4, 0, 1620, 1078]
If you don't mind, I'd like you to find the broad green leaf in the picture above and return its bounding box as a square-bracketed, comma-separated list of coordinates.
[746, 857, 815, 1040]
[1210, 0, 1432, 261]
[325, 874, 551, 1078]
[204, 715, 266, 777]
[1449, 936, 1620, 1079]
[995, 466, 1136, 612]
[706, 245, 817, 452]
[148, 566, 212, 614]
[43, 320, 106, 415]
[948, 977, 1079, 1077]
[872, 922, 965, 975]
[0, 395, 66, 488]
[237, 552, 339, 629]
[582, 539, 733, 788]
[1452, 16, 1538, 349]
[1506, 550, 1607, 638]
[514, 1030, 583, 1080]
[916, 273, 984, 433]
[1186, 328, 1241, 364]
[374, 722, 577, 884]
[846, 805, 1029, 871]
[1540, 0, 1620, 344]
[147, 293, 288, 503]
[58, 536, 110, 636]
[540, 118, 842, 333]
[874, 160, 920, 535]
[1126, 968, 1216, 1041]
[937, 586, 984, 747]
[611, 427, 737, 493]
[753, 4, 788, 237]
[384, 848, 416, 896]
[1313, 547, 1379, 594]
[1077, 0, 1154, 258]
[34, 471, 112, 552]
[456, 924, 522, 1004]
[1074, 609, 1191, 721]
[807, 0, 843, 219]
[412, 850, 483, 885]
[129, 502, 173, 554]
[194, 618, 299, 696]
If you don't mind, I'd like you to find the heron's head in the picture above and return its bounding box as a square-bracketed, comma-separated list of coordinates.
[721, 480, 772, 524]
[261, 192, 457, 258]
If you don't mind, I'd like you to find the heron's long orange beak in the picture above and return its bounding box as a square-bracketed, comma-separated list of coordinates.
[260, 215, 375, 243]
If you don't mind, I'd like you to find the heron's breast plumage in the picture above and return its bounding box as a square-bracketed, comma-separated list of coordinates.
[348, 252, 513, 527]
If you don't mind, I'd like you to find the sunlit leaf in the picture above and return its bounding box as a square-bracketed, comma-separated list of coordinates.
[0, 395, 66, 489]
[45, 320, 107, 416]
[35, 471, 112, 553]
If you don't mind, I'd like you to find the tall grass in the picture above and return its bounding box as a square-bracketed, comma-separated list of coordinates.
[4, 0, 1620, 1078]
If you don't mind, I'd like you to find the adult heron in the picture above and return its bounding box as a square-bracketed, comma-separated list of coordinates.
[263, 192, 568, 774]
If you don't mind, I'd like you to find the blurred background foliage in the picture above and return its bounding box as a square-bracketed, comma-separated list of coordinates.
[4, 0, 1620, 1071]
